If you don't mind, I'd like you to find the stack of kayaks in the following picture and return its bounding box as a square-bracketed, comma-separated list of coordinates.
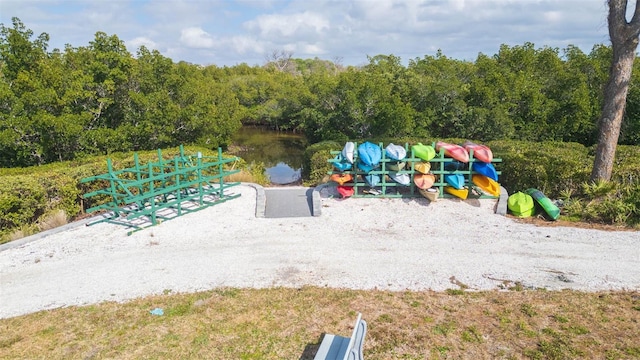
[330, 140, 506, 201]
[335, 142, 356, 197]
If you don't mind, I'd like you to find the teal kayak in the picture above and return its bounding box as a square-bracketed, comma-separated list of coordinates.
[444, 173, 465, 190]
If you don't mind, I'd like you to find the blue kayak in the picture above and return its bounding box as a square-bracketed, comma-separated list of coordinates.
[357, 160, 377, 172]
[472, 162, 498, 181]
[444, 173, 465, 190]
[358, 142, 382, 166]
[332, 154, 352, 172]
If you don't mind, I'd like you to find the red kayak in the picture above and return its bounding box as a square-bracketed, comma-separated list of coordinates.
[435, 141, 469, 163]
[463, 141, 493, 163]
[337, 185, 354, 198]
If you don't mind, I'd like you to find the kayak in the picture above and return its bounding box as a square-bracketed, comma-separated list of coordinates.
[444, 186, 468, 200]
[418, 187, 439, 202]
[413, 173, 436, 189]
[525, 188, 560, 220]
[414, 162, 431, 174]
[387, 161, 406, 171]
[435, 141, 469, 163]
[471, 174, 500, 197]
[471, 162, 498, 181]
[385, 143, 407, 161]
[444, 173, 465, 190]
[507, 191, 535, 217]
[332, 154, 352, 172]
[337, 185, 354, 198]
[389, 172, 410, 186]
[358, 142, 382, 166]
[444, 160, 466, 171]
[341, 142, 355, 164]
[357, 160, 377, 172]
[363, 173, 381, 187]
[330, 173, 353, 185]
[411, 143, 436, 161]
[463, 141, 493, 163]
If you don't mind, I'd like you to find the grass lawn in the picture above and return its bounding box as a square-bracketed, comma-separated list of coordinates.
[1, 287, 639, 359]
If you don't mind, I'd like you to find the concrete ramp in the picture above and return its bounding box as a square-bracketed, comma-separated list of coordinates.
[264, 187, 314, 218]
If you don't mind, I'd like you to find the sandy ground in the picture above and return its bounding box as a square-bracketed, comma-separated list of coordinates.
[1, 184, 639, 319]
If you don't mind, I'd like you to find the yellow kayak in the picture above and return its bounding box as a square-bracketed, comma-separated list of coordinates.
[471, 174, 500, 197]
[414, 162, 431, 174]
[444, 186, 469, 200]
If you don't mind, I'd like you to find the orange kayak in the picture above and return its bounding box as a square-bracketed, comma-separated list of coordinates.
[330, 173, 353, 185]
[413, 173, 436, 189]
[463, 141, 493, 163]
[471, 174, 500, 197]
[444, 186, 469, 200]
[435, 141, 469, 163]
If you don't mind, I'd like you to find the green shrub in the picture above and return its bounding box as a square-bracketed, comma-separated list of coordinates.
[611, 145, 640, 187]
[488, 140, 591, 198]
[302, 140, 341, 181]
[0, 176, 47, 231]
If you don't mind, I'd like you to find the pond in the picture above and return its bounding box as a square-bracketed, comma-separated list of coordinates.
[229, 126, 308, 185]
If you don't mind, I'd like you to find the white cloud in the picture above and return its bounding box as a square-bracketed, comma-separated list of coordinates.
[246, 11, 329, 37]
[180, 27, 214, 48]
[127, 37, 158, 52]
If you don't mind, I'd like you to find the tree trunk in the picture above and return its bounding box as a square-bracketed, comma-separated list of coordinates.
[591, 0, 640, 182]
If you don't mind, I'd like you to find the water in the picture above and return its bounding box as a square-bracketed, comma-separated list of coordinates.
[229, 126, 308, 185]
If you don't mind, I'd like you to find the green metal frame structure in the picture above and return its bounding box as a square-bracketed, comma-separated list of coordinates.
[81, 145, 241, 234]
[328, 142, 502, 198]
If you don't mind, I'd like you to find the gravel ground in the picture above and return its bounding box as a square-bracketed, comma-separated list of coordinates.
[1, 184, 639, 319]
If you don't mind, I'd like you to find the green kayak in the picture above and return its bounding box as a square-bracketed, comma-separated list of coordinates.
[507, 191, 535, 217]
[524, 188, 560, 220]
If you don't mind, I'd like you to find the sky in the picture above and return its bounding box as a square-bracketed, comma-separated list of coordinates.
[0, 0, 616, 67]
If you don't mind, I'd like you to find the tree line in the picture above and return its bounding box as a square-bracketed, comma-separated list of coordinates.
[2, 17, 639, 169]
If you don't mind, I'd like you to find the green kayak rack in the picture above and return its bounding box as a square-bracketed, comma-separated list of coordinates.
[327, 142, 502, 199]
[81, 145, 241, 234]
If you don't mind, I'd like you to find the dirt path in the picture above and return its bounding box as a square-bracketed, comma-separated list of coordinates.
[1, 185, 639, 319]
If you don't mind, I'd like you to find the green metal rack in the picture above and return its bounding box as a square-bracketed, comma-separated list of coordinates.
[327, 142, 502, 199]
[81, 145, 241, 234]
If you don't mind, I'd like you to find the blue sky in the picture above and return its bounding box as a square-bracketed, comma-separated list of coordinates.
[1, 0, 613, 67]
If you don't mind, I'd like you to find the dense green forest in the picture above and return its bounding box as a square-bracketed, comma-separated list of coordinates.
[1, 17, 639, 169]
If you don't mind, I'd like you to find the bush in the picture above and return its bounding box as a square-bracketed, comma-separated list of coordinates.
[0, 176, 47, 232]
[302, 140, 341, 182]
[488, 140, 591, 198]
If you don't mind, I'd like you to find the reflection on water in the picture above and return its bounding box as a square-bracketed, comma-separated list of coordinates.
[230, 126, 308, 184]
